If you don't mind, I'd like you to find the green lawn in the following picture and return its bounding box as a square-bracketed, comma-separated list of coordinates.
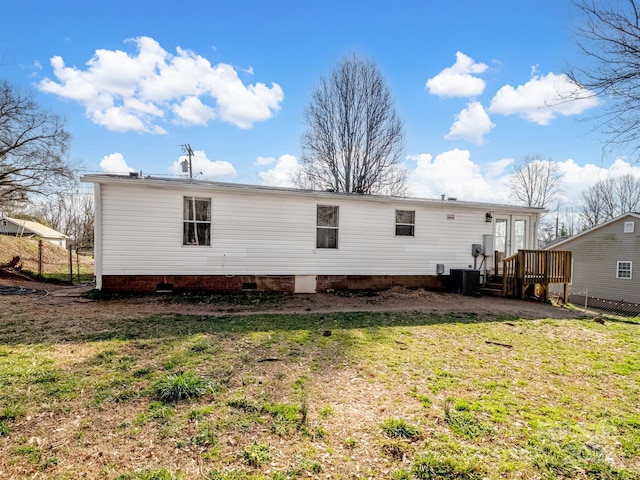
[0, 308, 639, 479]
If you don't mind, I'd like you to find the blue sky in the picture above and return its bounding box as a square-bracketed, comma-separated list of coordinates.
[3, 0, 640, 208]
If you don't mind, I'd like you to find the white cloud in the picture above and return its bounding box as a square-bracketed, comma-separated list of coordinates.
[39, 36, 284, 133]
[404, 148, 640, 211]
[168, 150, 237, 180]
[425, 52, 488, 98]
[258, 154, 300, 187]
[254, 156, 276, 166]
[405, 149, 508, 203]
[445, 102, 495, 144]
[172, 96, 215, 126]
[100, 152, 135, 173]
[555, 157, 640, 206]
[489, 72, 598, 125]
[485, 158, 513, 178]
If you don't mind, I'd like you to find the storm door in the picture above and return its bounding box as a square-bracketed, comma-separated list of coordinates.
[513, 219, 528, 252]
[495, 218, 508, 258]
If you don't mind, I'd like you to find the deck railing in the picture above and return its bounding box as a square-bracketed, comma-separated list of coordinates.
[502, 249, 572, 301]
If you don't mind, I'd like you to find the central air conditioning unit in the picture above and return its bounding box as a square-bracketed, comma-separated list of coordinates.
[449, 269, 481, 296]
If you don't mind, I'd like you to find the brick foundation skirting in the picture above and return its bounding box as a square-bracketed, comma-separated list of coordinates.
[101, 274, 444, 294]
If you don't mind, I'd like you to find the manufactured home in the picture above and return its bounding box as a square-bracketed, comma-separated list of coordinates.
[82, 174, 545, 294]
[546, 213, 640, 312]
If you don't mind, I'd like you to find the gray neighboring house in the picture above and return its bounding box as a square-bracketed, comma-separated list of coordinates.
[546, 213, 640, 311]
[0, 216, 68, 249]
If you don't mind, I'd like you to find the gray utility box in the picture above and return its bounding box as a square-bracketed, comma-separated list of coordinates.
[449, 269, 481, 296]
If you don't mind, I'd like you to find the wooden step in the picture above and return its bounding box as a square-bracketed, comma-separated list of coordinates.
[480, 282, 503, 297]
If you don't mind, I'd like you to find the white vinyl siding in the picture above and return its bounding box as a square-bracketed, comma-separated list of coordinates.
[92, 180, 539, 278]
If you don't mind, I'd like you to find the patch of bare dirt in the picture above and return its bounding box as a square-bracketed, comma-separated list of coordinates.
[0, 279, 585, 323]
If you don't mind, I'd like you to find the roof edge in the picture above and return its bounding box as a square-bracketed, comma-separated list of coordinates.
[80, 173, 547, 213]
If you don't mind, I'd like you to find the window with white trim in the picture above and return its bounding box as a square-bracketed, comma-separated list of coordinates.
[183, 197, 211, 246]
[617, 261, 632, 279]
[316, 205, 338, 248]
[395, 210, 415, 236]
[624, 221, 635, 233]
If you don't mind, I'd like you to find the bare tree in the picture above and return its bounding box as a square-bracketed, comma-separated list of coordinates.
[0, 81, 74, 205]
[566, 0, 640, 155]
[29, 191, 94, 246]
[509, 155, 564, 208]
[296, 54, 407, 195]
[579, 173, 640, 227]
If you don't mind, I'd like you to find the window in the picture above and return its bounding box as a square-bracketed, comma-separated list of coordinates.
[514, 219, 527, 252]
[495, 219, 507, 255]
[617, 261, 632, 279]
[624, 221, 635, 233]
[183, 197, 211, 246]
[317, 205, 338, 248]
[395, 210, 415, 236]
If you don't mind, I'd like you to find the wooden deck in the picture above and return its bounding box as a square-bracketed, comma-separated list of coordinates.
[502, 250, 572, 302]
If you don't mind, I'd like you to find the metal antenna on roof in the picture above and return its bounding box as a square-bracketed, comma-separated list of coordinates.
[181, 144, 194, 179]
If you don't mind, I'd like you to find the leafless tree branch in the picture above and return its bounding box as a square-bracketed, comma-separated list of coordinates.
[0, 80, 74, 205]
[579, 173, 640, 227]
[296, 54, 407, 195]
[567, 0, 640, 157]
[509, 155, 564, 208]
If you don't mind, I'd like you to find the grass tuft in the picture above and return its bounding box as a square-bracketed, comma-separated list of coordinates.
[444, 398, 492, 439]
[153, 372, 216, 402]
[529, 435, 628, 478]
[135, 401, 175, 424]
[412, 452, 485, 479]
[381, 438, 415, 459]
[242, 442, 271, 467]
[207, 470, 251, 480]
[380, 418, 421, 439]
[116, 466, 184, 479]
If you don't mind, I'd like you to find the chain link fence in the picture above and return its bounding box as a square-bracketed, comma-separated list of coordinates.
[566, 288, 640, 320]
[1, 237, 94, 285]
